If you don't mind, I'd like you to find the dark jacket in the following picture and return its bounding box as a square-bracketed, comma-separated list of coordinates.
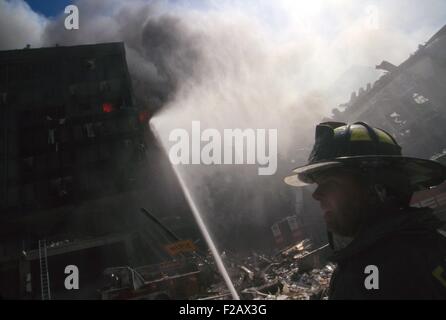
[328, 207, 446, 300]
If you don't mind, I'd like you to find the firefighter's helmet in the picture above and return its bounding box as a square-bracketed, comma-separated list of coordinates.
[284, 121, 446, 190]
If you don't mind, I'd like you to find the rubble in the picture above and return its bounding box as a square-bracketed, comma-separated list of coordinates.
[200, 239, 335, 300]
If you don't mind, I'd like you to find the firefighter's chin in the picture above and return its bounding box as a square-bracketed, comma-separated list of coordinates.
[324, 211, 354, 238]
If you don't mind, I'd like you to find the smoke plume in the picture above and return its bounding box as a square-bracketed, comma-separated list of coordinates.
[1, 0, 445, 250]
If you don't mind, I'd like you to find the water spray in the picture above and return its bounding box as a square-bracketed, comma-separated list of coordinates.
[149, 119, 240, 300]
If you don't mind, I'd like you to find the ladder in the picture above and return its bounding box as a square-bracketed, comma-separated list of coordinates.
[38, 240, 51, 300]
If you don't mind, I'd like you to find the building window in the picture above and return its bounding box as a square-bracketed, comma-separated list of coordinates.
[412, 92, 429, 105]
[84, 123, 95, 138]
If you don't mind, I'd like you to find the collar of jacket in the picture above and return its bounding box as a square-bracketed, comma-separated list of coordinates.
[329, 206, 444, 263]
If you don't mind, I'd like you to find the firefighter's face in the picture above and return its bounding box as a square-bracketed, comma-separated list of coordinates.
[312, 170, 367, 237]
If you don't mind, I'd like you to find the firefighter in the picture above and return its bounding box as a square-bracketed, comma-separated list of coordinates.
[285, 121, 446, 299]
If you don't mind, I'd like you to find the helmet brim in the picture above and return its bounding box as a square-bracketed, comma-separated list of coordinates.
[284, 155, 446, 190]
[284, 161, 342, 187]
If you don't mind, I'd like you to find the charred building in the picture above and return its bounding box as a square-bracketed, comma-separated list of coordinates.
[0, 43, 198, 299]
[330, 25, 446, 158]
[329, 25, 446, 222]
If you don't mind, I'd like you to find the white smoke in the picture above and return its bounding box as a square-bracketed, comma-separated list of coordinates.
[1, 0, 444, 144]
[0, 0, 47, 50]
[1, 0, 445, 249]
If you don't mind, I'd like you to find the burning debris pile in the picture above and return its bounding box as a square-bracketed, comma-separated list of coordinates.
[200, 240, 334, 300]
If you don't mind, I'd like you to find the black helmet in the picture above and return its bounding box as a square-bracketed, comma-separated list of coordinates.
[284, 121, 446, 190]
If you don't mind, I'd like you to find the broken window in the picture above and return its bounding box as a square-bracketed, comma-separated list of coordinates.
[412, 93, 429, 104]
[389, 112, 406, 124]
[99, 81, 111, 92]
[49, 177, 72, 201]
[85, 59, 96, 71]
[48, 129, 56, 145]
[84, 123, 95, 138]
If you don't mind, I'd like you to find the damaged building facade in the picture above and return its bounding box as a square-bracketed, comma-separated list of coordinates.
[0, 43, 199, 299]
[329, 25, 446, 223]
